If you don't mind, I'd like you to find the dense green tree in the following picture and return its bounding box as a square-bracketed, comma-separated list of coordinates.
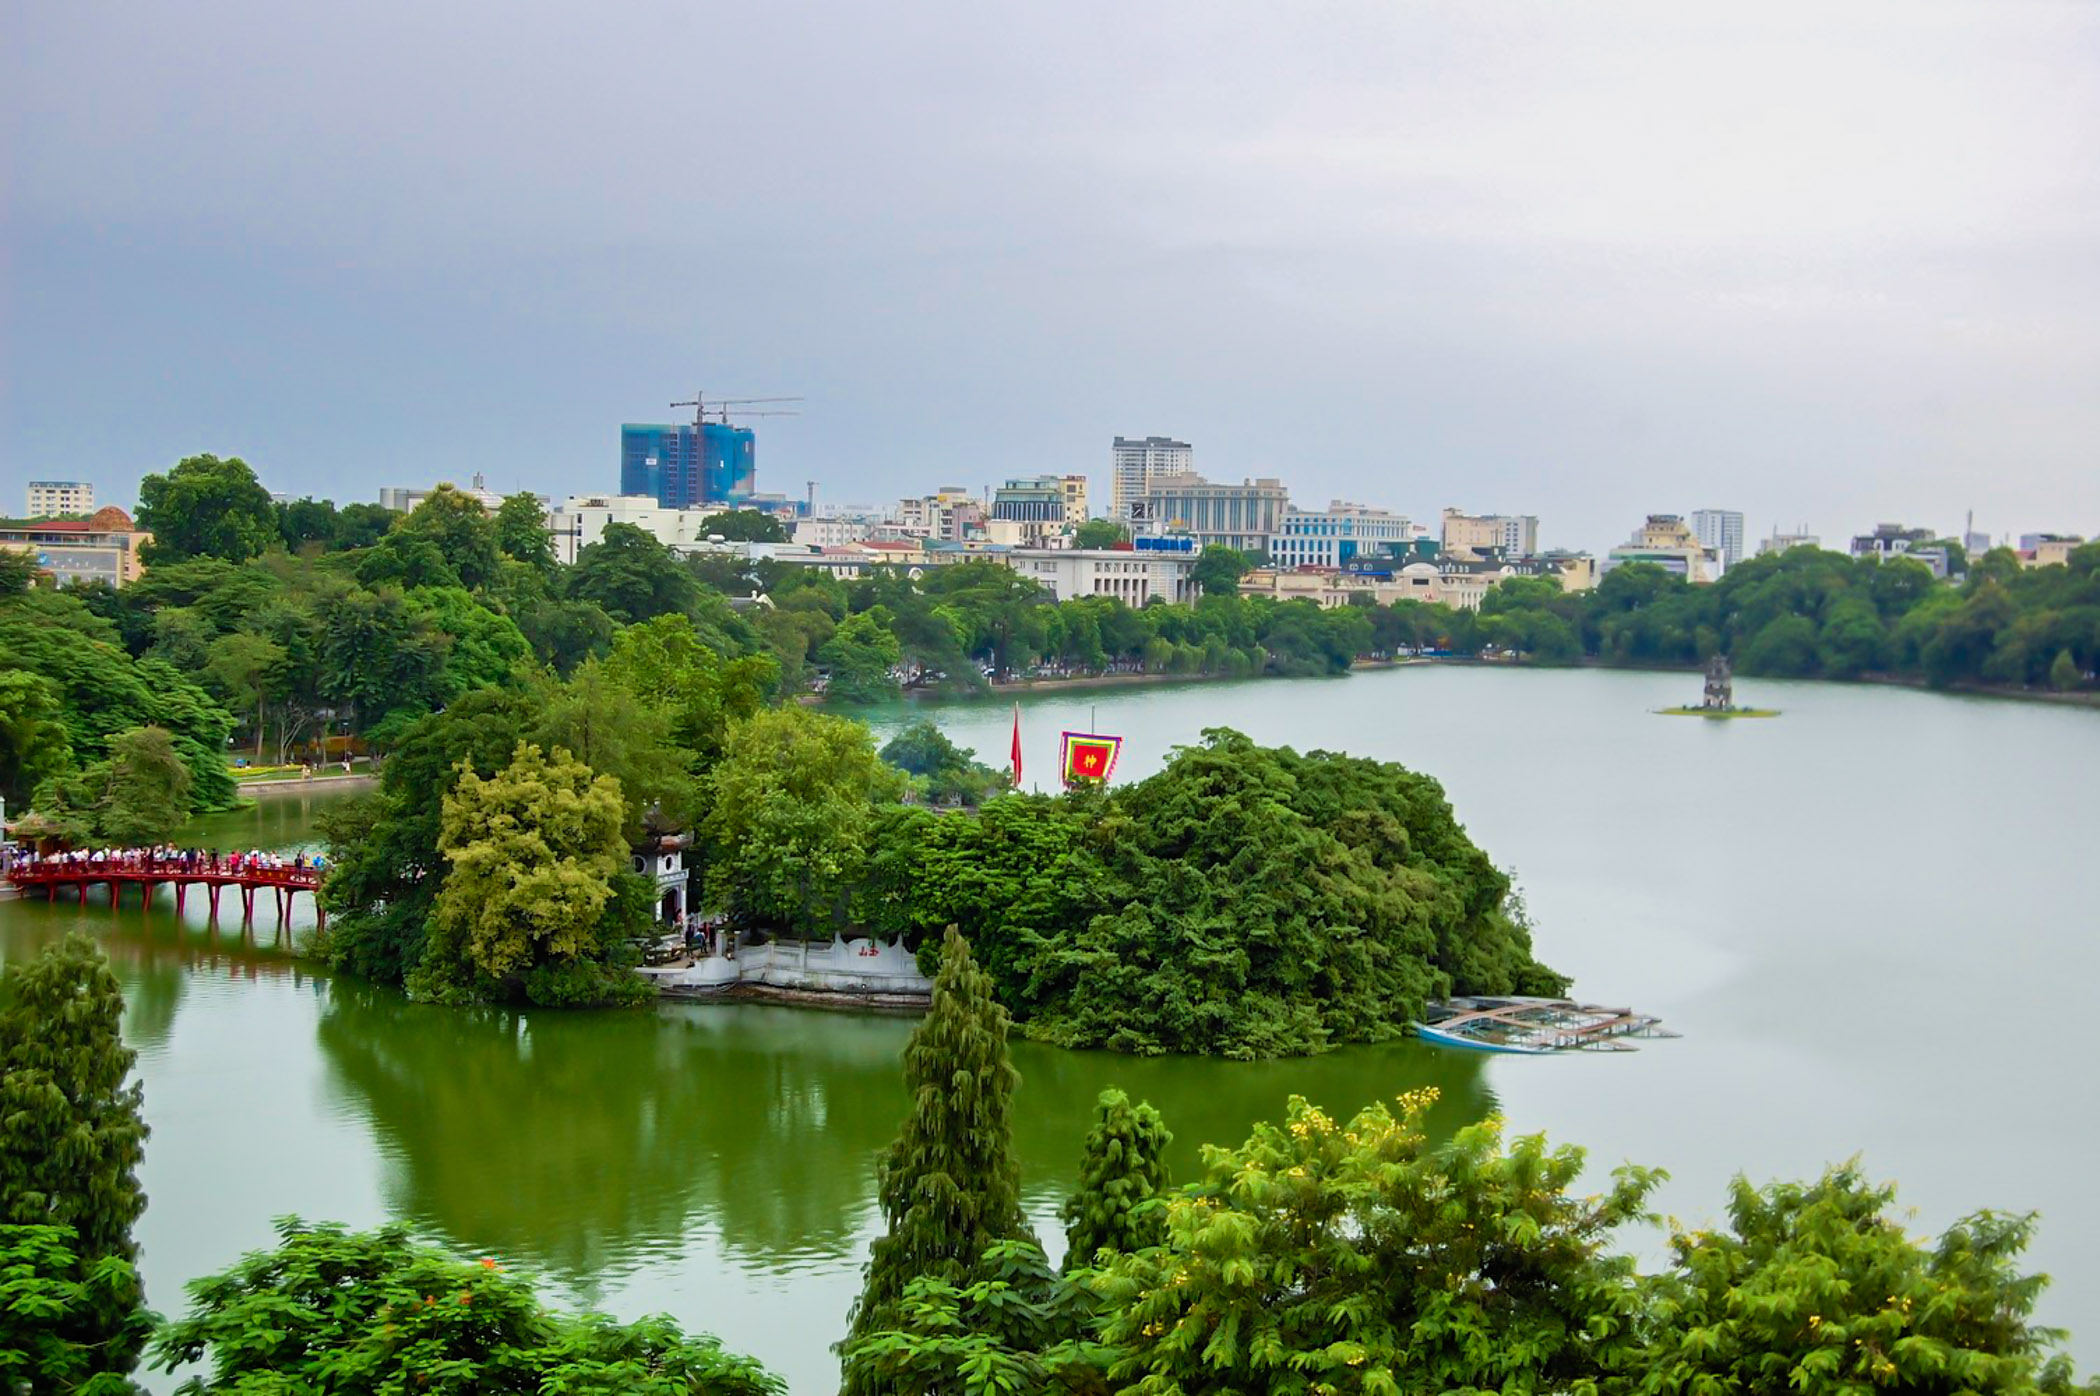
[1091, 1090, 1658, 1394]
[697, 509, 788, 542]
[332, 500, 398, 551]
[841, 928, 1036, 1394]
[0, 548, 36, 596]
[275, 495, 340, 552]
[1072, 520, 1128, 549]
[315, 586, 450, 733]
[1061, 1088, 1173, 1272]
[151, 1218, 780, 1394]
[494, 490, 557, 572]
[1641, 1163, 2086, 1395]
[1021, 730, 1560, 1057]
[878, 720, 1008, 806]
[0, 668, 72, 813]
[2050, 648, 2081, 691]
[135, 453, 277, 564]
[818, 609, 905, 704]
[531, 660, 701, 838]
[568, 523, 699, 625]
[839, 1240, 1107, 1396]
[0, 936, 152, 1386]
[319, 690, 539, 987]
[701, 707, 904, 937]
[89, 725, 195, 845]
[598, 613, 778, 767]
[411, 741, 648, 1008]
[1189, 544, 1253, 597]
[389, 484, 502, 591]
[0, 1223, 155, 1394]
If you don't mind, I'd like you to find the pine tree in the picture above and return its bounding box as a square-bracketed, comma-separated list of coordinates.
[841, 927, 1033, 1394]
[2049, 648, 2080, 692]
[0, 934, 152, 1381]
[1061, 1088, 1174, 1272]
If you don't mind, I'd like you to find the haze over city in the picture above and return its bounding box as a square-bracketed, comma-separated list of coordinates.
[5, 0, 2097, 550]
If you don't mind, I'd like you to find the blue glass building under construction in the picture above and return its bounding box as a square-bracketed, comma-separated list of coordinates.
[620, 423, 757, 510]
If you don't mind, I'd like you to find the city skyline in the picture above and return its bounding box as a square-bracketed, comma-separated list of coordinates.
[5, 2, 2096, 553]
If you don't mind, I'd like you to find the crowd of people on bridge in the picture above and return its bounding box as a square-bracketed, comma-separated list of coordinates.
[8, 846, 328, 879]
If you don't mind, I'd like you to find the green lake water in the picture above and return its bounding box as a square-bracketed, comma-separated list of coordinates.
[3, 665, 2095, 1391]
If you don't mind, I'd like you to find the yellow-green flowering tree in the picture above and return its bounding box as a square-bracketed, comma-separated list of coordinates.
[412, 741, 649, 1007]
[1641, 1163, 2090, 1395]
[1090, 1090, 1658, 1395]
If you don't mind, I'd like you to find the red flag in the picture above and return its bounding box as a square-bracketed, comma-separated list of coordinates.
[1009, 702, 1023, 788]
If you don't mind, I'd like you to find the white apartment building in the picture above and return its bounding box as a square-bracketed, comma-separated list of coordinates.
[549, 494, 753, 564]
[1269, 502, 1414, 569]
[378, 473, 509, 516]
[1004, 544, 1200, 606]
[1440, 508, 1539, 558]
[1691, 510, 1745, 569]
[26, 481, 94, 518]
[1111, 436, 1192, 521]
[791, 517, 874, 547]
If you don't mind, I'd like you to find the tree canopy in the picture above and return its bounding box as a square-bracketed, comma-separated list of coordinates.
[136, 453, 278, 564]
[0, 936, 153, 1386]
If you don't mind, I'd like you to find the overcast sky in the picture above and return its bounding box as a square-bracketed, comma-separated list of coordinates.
[5, 0, 2096, 552]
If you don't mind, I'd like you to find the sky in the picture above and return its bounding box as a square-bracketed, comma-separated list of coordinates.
[4, 0, 2097, 553]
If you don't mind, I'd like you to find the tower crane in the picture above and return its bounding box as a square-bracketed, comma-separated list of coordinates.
[670, 391, 804, 431]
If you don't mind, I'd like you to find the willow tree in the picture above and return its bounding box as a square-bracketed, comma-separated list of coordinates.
[0, 935, 152, 1383]
[841, 927, 1034, 1395]
[1061, 1088, 1173, 1272]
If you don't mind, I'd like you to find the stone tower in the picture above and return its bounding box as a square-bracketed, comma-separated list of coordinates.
[1702, 653, 1734, 711]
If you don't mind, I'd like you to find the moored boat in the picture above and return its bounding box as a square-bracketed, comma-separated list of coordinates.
[1410, 996, 1677, 1054]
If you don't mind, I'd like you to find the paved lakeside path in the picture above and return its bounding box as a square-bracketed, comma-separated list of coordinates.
[237, 772, 380, 798]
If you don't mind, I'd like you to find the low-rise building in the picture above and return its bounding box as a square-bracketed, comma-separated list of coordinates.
[2021, 535, 2086, 568]
[790, 517, 873, 547]
[1757, 528, 1821, 556]
[989, 476, 1070, 547]
[1059, 475, 1090, 527]
[1240, 551, 1591, 611]
[1608, 514, 1722, 582]
[1268, 501, 1414, 569]
[1003, 539, 1200, 606]
[1441, 508, 1539, 560]
[1849, 522, 1936, 564]
[0, 506, 153, 587]
[378, 473, 510, 516]
[26, 481, 94, 518]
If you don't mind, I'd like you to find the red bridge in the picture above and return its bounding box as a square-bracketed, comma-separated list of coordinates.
[6, 857, 326, 929]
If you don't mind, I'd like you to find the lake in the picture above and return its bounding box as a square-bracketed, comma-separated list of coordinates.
[3, 663, 2095, 1391]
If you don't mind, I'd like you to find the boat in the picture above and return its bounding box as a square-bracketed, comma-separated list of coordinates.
[1409, 996, 1678, 1054]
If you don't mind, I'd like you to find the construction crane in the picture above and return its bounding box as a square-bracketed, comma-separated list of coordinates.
[669, 391, 804, 431]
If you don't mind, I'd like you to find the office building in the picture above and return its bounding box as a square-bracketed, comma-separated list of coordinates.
[990, 476, 1069, 547]
[2022, 535, 2085, 568]
[26, 481, 94, 518]
[1139, 472, 1288, 553]
[1268, 502, 1414, 569]
[621, 422, 757, 510]
[1691, 509, 1745, 569]
[1441, 508, 1539, 559]
[1004, 538, 1200, 606]
[1111, 436, 1192, 521]
[1, 507, 153, 587]
[548, 494, 784, 565]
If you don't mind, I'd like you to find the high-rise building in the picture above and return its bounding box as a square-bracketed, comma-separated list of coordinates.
[1440, 508, 1539, 558]
[1269, 502, 1414, 569]
[26, 481, 94, 518]
[1112, 436, 1192, 521]
[1691, 510, 1745, 569]
[621, 423, 757, 510]
[1140, 472, 1288, 553]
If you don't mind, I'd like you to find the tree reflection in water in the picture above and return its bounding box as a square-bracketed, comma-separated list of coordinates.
[315, 987, 1499, 1297]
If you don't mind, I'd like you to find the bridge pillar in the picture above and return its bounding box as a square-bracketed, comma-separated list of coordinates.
[208, 884, 222, 919]
[176, 883, 187, 916]
[240, 886, 254, 924]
